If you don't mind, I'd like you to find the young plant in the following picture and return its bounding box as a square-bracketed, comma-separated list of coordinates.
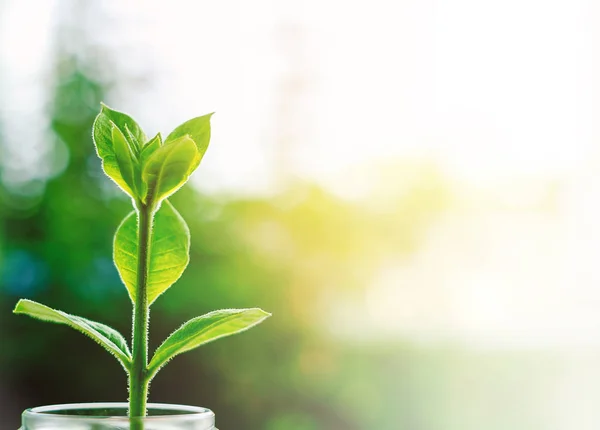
[13, 104, 271, 418]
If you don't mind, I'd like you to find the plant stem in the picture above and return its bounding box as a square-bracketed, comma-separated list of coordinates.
[129, 203, 152, 419]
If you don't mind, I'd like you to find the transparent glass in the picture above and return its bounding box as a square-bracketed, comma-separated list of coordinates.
[20, 403, 216, 430]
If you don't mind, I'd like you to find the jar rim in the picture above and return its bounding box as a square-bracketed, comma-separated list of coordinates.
[23, 402, 215, 422]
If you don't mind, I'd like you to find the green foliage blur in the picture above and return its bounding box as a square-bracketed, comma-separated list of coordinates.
[0, 7, 452, 430]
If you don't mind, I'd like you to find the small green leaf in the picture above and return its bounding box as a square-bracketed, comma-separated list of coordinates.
[114, 200, 190, 305]
[141, 133, 162, 165]
[139, 133, 162, 200]
[142, 136, 200, 205]
[124, 124, 141, 154]
[147, 308, 271, 378]
[96, 103, 147, 152]
[164, 113, 213, 169]
[13, 299, 131, 370]
[92, 104, 146, 198]
[112, 125, 138, 197]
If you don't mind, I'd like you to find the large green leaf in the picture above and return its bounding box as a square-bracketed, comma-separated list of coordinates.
[114, 200, 190, 305]
[147, 308, 271, 378]
[142, 136, 200, 205]
[92, 104, 146, 198]
[13, 299, 131, 370]
[164, 113, 213, 168]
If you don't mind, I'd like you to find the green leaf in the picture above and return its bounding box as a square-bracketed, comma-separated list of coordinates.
[92, 104, 146, 198]
[97, 103, 147, 152]
[141, 133, 162, 165]
[139, 133, 162, 199]
[142, 136, 200, 205]
[114, 200, 190, 305]
[164, 113, 213, 169]
[124, 124, 141, 154]
[147, 308, 271, 378]
[112, 125, 138, 197]
[13, 299, 131, 370]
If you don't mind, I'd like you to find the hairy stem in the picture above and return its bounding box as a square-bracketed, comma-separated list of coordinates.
[129, 203, 153, 419]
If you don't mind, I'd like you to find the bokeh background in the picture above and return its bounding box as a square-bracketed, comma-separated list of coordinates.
[2, 0, 600, 429]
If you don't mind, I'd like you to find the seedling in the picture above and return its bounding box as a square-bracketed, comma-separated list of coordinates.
[13, 104, 270, 419]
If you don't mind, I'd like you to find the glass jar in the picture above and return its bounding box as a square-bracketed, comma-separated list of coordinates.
[20, 403, 217, 430]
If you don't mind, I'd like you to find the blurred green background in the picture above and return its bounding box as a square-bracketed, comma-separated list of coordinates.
[3, 1, 600, 429]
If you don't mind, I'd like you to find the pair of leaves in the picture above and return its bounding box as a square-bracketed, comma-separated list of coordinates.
[92, 104, 212, 206]
[14, 299, 270, 378]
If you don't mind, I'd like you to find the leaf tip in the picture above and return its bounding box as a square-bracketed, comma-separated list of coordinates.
[250, 308, 272, 322]
[259, 309, 272, 318]
[13, 298, 30, 314]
